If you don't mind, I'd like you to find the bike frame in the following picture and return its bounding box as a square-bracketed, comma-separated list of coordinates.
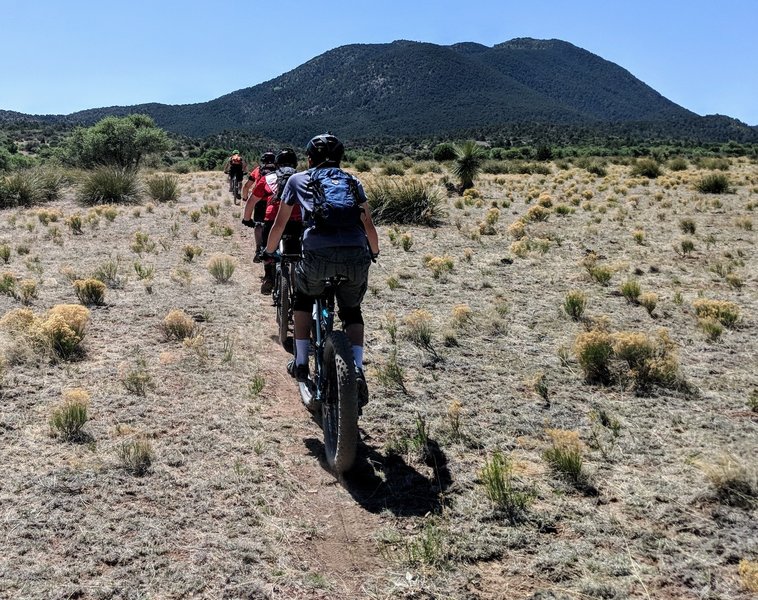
[311, 286, 336, 403]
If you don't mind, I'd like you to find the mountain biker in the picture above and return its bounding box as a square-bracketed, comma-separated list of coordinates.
[263, 133, 379, 406]
[253, 148, 302, 294]
[241, 151, 276, 258]
[224, 150, 247, 192]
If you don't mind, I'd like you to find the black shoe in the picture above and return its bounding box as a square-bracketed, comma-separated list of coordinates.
[260, 278, 274, 295]
[288, 360, 310, 383]
[355, 367, 369, 408]
[253, 246, 263, 263]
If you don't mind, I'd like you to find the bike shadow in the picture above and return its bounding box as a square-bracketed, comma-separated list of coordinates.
[303, 434, 452, 517]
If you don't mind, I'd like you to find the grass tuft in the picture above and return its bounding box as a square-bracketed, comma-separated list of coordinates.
[367, 179, 445, 226]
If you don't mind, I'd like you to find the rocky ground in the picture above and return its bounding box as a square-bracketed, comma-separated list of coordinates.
[0, 159, 756, 599]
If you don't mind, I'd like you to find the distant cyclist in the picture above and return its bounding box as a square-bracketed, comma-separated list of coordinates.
[241, 151, 276, 259]
[252, 148, 302, 294]
[224, 150, 247, 193]
[263, 133, 379, 406]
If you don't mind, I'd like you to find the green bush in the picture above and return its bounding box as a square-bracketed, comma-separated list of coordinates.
[630, 158, 662, 178]
[146, 174, 179, 202]
[367, 179, 445, 226]
[353, 159, 372, 173]
[0, 172, 44, 208]
[563, 290, 587, 320]
[696, 173, 730, 194]
[432, 143, 457, 162]
[78, 167, 141, 204]
[381, 162, 405, 176]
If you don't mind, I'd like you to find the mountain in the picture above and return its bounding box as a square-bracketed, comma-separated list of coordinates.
[3, 39, 756, 144]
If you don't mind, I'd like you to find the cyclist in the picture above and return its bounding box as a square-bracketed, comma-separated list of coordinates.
[263, 133, 379, 406]
[241, 151, 276, 258]
[253, 148, 302, 294]
[223, 150, 247, 193]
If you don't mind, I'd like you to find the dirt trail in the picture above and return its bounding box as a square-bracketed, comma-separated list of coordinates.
[247, 246, 389, 599]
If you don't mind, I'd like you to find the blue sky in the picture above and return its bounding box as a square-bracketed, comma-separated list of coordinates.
[2, 0, 757, 124]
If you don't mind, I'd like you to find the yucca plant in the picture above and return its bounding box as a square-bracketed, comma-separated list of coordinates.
[452, 141, 485, 192]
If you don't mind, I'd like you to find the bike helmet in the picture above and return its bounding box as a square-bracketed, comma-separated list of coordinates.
[305, 132, 344, 165]
[232, 149, 240, 155]
[275, 148, 298, 168]
[260, 151, 276, 165]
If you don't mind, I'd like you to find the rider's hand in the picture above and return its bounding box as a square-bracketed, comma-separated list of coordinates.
[241, 219, 254, 228]
[370, 250, 380, 263]
[261, 249, 281, 263]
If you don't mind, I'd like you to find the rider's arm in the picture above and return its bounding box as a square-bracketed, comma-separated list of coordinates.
[360, 203, 379, 256]
[264, 202, 294, 253]
[242, 186, 256, 220]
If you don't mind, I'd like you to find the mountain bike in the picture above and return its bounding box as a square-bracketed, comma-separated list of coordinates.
[294, 276, 359, 474]
[271, 233, 301, 351]
[230, 176, 242, 204]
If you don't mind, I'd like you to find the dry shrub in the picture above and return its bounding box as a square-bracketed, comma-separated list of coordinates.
[574, 323, 680, 392]
[119, 437, 154, 476]
[697, 454, 756, 508]
[544, 429, 585, 484]
[450, 304, 473, 329]
[0, 304, 89, 362]
[404, 309, 434, 348]
[563, 290, 587, 320]
[740, 560, 758, 593]
[44, 305, 90, 359]
[18, 279, 38, 305]
[525, 204, 549, 222]
[507, 220, 526, 240]
[693, 298, 740, 328]
[613, 329, 680, 391]
[207, 254, 237, 283]
[620, 278, 641, 304]
[423, 255, 454, 279]
[638, 292, 658, 316]
[510, 239, 531, 258]
[73, 278, 106, 305]
[537, 193, 553, 208]
[50, 389, 90, 441]
[160, 309, 196, 340]
[574, 328, 614, 384]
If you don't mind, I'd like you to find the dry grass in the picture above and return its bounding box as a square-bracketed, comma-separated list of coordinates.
[0, 164, 756, 599]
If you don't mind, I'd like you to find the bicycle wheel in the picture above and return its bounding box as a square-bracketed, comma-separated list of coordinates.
[321, 331, 359, 473]
[276, 266, 290, 349]
[233, 179, 241, 204]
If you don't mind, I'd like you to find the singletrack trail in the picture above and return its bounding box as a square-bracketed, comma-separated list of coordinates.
[243, 239, 389, 599]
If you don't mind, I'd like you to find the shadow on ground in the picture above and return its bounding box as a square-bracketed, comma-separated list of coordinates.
[304, 433, 452, 517]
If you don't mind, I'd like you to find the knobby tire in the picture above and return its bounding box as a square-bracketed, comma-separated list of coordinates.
[321, 331, 359, 473]
[276, 268, 290, 350]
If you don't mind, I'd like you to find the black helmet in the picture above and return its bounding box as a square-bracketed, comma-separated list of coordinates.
[275, 148, 298, 168]
[260, 151, 276, 165]
[305, 133, 344, 165]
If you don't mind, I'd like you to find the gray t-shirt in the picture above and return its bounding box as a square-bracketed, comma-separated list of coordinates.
[281, 169, 369, 251]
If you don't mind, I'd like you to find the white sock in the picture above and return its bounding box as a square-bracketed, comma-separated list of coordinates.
[352, 346, 364, 370]
[295, 340, 310, 366]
